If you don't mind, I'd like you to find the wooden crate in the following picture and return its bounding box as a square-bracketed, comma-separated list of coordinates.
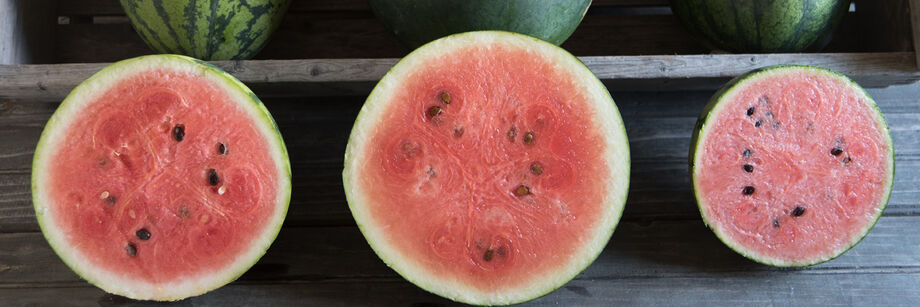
[1, 0, 920, 305]
[2, 0, 920, 100]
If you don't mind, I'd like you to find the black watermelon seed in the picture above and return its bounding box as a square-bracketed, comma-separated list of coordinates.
[530, 162, 543, 175]
[754, 120, 762, 127]
[208, 169, 219, 186]
[843, 156, 852, 164]
[743, 164, 754, 173]
[743, 149, 752, 157]
[523, 131, 535, 145]
[172, 125, 185, 142]
[427, 106, 442, 117]
[792, 206, 806, 217]
[773, 219, 780, 228]
[514, 185, 530, 196]
[483, 249, 494, 262]
[742, 186, 755, 195]
[746, 106, 755, 116]
[125, 243, 137, 257]
[218, 142, 227, 155]
[105, 195, 116, 206]
[830, 147, 843, 156]
[136, 228, 151, 241]
[439, 92, 451, 104]
[507, 127, 516, 141]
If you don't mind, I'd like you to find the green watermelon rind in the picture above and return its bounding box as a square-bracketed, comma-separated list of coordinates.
[31, 54, 291, 301]
[119, 0, 292, 61]
[689, 65, 894, 267]
[342, 31, 630, 305]
[369, 0, 592, 49]
[670, 0, 850, 53]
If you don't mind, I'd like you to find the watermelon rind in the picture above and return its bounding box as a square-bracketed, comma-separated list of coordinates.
[670, 0, 850, 53]
[119, 0, 291, 61]
[342, 31, 630, 305]
[689, 65, 894, 267]
[369, 0, 592, 49]
[31, 54, 291, 300]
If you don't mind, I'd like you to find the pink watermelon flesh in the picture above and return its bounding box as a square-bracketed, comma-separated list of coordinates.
[359, 44, 610, 290]
[695, 70, 891, 264]
[47, 69, 278, 282]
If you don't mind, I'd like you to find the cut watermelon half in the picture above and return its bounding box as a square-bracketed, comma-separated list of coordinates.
[690, 65, 894, 267]
[343, 31, 630, 305]
[32, 55, 291, 300]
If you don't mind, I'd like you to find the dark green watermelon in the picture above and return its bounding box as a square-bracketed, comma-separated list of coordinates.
[670, 0, 850, 53]
[120, 0, 291, 61]
[369, 0, 591, 49]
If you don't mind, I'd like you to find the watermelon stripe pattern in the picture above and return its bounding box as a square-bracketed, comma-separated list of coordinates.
[369, 0, 591, 49]
[120, 0, 290, 61]
[670, 0, 850, 53]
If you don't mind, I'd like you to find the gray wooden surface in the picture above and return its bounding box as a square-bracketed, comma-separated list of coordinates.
[1, 78, 920, 305]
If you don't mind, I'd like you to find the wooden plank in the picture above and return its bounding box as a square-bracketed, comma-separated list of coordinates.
[3, 271, 920, 306]
[2, 52, 918, 101]
[0, 216, 919, 304]
[0, 0, 56, 64]
[2, 217, 920, 284]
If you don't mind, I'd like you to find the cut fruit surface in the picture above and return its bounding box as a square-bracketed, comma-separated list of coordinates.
[32, 55, 291, 300]
[690, 65, 893, 267]
[343, 31, 630, 305]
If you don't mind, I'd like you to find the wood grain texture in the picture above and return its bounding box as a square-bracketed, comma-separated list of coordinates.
[1, 52, 918, 101]
[1, 215, 919, 305]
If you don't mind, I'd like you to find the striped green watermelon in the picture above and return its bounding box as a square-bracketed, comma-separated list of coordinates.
[670, 0, 850, 53]
[120, 0, 291, 61]
[369, 0, 591, 49]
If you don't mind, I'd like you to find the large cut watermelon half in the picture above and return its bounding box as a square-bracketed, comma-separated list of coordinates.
[670, 0, 849, 53]
[343, 31, 630, 305]
[31, 55, 291, 300]
[120, 0, 291, 61]
[369, 0, 591, 49]
[690, 65, 894, 267]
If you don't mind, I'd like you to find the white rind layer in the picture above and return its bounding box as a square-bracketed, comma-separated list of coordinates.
[31, 54, 291, 301]
[342, 31, 630, 305]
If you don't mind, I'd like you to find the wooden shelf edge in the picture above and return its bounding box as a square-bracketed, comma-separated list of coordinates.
[1, 52, 917, 101]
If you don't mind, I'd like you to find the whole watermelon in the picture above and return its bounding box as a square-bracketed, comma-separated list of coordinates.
[369, 0, 592, 49]
[120, 0, 291, 61]
[670, 0, 850, 53]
